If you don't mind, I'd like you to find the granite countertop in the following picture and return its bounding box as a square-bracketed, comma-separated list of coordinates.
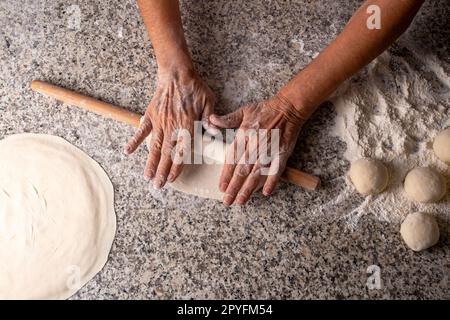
[0, 0, 449, 299]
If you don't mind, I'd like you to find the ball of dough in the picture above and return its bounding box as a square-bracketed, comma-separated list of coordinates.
[404, 167, 446, 203]
[348, 158, 389, 195]
[433, 128, 450, 164]
[400, 212, 440, 251]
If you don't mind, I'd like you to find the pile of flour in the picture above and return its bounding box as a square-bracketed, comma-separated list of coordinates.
[330, 47, 450, 228]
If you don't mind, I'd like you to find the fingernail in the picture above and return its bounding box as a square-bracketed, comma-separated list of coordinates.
[236, 195, 245, 205]
[154, 175, 167, 189]
[145, 170, 154, 180]
[153, 180, 163, 189]
[263, 187, 272, 196]
[167, 174, 175, 183]
[124, 146, 131, 155]
[219, 183, 228, 192]
[223, 194, 234, 206]
[144, 174, 150, 181]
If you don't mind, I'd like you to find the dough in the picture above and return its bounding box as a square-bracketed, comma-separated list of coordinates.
[400, 212, 440, 251]
[169, 134, 226, 200]
[146, 133, 226, 200]
[0, 134, 116, 299]
[404, 167, 446, 203]
[169, 163, 224, 200]
[433, 128, 450, 164]
[347, 158, 389, 195]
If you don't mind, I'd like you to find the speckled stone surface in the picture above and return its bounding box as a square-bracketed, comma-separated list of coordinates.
[0, 0, 449, 299]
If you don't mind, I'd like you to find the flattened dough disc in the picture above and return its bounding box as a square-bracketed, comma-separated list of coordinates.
[0, 133, 116, 299]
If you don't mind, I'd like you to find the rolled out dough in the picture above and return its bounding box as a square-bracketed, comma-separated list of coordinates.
[0, 133, 116, 299]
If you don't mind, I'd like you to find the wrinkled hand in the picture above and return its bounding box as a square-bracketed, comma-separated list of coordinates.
[210, 94, 306, 206]
[124, 69, 215, 189]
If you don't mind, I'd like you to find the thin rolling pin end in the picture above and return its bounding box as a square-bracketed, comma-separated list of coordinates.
[30, 80, 43, 91]
[281, 166, 321, 191]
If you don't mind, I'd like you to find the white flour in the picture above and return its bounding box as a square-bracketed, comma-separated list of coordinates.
[330, 48, 450, 228]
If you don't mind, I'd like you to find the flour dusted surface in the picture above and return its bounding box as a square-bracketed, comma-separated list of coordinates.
[331, 47, 450, 228]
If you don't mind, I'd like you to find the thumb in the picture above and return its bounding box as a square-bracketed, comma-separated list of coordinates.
[202, 101, 220, 135]
[209, 108, 244, 129]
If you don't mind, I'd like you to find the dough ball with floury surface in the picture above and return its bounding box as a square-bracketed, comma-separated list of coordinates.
[404, 167, 446, 203]
[433, 128, 450, 165]
[400, 212, 440, 252]
[347, 158, 389, 195]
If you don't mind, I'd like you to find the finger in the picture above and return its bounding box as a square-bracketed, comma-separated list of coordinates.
[218, 130, 247, 192]
[144, 129, 163, 181]
[223, 160, 254, 206]
[167, 133, 190, 183]
[262, 155, 288, 196]
[124, 116, 152, 155]
[153, 136, 176, 189]
[235, 162, 263, 205]
[219, 163, 236, 194]
[222, 138, 255, 206]
[209, 108, 244, 129]
[223, 131, 259, 205]
[202, 101, 220, 135]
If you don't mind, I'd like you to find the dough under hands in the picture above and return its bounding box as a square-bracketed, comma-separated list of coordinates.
[433, 128, 450, 164]
[146, 133, 226, 200]
[168, 163, 224, 200]
[347, 158, 389, 195]
[404, 167, 446, 203]
[0, 134, 116, 299]
[400, 212, 440, 251]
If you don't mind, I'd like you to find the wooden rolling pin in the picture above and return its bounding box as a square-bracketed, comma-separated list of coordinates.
[31, 80, 320, 191]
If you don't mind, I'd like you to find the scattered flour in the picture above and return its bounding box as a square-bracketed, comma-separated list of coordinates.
[290, 37, 319, 59]
[117, 25, 123, 39]
[222, 69, 262, 107]
[330, 48, 450, 228]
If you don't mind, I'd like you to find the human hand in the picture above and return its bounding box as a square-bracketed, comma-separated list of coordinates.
[124, 68, 216, 189]
[210, 94, 307, 206]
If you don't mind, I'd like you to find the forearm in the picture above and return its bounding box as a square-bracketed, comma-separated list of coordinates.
[279, 0, 425, 119]
[137, 0, 193, 72]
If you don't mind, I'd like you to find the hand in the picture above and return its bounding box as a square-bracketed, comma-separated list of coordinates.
[124, 68, 215, 189]
[210, 94, 307, 206]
